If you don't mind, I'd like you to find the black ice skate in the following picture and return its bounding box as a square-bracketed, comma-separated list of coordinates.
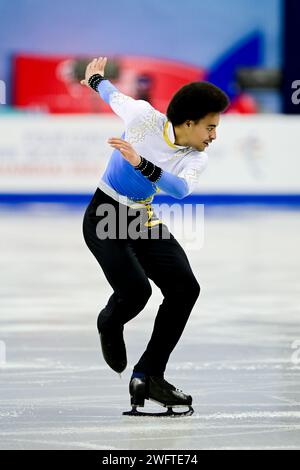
[123, 376, 194, 417]
[97, 314, 127, 374]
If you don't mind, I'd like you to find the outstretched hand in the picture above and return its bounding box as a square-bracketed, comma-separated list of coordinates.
[80, 57, 107, 86]
[108, 138, 141, 167]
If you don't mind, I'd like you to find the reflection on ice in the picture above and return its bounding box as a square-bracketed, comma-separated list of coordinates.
[1, 206, 300, 449]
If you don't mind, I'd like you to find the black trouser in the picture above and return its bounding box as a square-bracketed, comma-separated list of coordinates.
[82, 188, 200, 376]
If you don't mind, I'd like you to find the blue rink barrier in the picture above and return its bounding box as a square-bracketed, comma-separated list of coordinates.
[1, 193, 300, 206]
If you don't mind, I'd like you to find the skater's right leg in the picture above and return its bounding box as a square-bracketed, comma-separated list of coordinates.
[82, 230, 152, 328]
[96, 290, 151, 373]
[82, 189, 152, 372]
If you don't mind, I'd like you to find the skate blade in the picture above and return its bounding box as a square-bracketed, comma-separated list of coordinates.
[148, 397, 192, 409]
[122, 406, 194, 418]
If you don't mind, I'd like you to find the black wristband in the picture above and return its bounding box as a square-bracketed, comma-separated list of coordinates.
[88, 73, 105, 92]
[134, 156, 163, 183]
[134, 156, 147, 171]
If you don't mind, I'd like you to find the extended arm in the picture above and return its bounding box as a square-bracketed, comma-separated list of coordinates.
[81, 57, 152, 125]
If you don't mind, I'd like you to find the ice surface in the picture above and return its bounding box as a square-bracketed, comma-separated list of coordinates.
[0, 204, 300, 450]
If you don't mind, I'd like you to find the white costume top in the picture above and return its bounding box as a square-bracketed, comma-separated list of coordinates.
[97, 80, 208, 206]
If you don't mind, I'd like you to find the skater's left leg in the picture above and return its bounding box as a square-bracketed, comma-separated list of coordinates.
[125, 374, 194, 416]
[132, 233, 200, 376]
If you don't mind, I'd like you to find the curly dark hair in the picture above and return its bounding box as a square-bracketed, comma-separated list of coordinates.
[166, 81, 230, 126]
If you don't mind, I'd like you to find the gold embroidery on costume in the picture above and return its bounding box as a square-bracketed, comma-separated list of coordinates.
[144, 204, 162, 228]
[128, 202, 162, 229]
[179, 167, 202, 189]
[110, 91, 132, 107]
[127, 109, 161, 144]
[163, 121, 178, 149]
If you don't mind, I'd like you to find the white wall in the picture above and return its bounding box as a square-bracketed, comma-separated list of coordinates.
[0, 114, 299, 194]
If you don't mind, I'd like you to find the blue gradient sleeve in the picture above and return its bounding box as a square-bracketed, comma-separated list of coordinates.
[97, 80, 152, 124]
[156, 170, 189, 199]
[97, 80, 118, 105]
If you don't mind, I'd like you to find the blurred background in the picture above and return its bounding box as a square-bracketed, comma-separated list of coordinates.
[0, 0, 283, 114]
[0, 0, 299, 202]
[1, 0, 300, 451]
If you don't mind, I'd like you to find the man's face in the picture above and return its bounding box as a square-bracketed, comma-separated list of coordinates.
[186, 112, 220, 152]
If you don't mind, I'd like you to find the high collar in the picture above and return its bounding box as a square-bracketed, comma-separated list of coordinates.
[163, 120, 189, 149]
